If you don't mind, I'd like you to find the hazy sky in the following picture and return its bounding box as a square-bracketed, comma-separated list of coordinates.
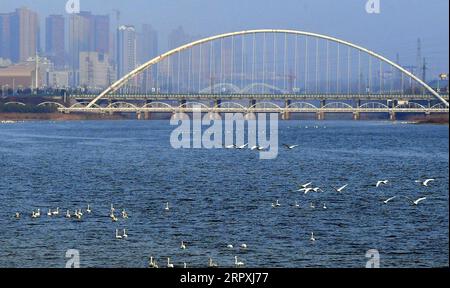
[1, 0, 448, 77]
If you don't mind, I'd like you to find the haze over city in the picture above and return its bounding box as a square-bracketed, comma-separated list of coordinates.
[0, 0, 448, 77]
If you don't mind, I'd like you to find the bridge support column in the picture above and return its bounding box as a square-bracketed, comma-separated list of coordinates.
[317, 100, 326, 120]
[283, 99, 291, 120]
[353, 112, 360, 120]
[136, 112, 142, 120]
[144, 100, 152, 120]
[389, 111, 396, 121]
[245, 99, 257, 120]
[213, 99, 222, 118]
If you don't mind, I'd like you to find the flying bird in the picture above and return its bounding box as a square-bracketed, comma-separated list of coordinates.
[299, 182, 313, 189]
[283, 144, 299, 150]
[298, 187, 314, 194]
[406, 196, 427, 205]
[332, 184, 348, 193]
[376, 180, 389, 188]
[383, 196, 397, 204]
[416, 179, 435, 187]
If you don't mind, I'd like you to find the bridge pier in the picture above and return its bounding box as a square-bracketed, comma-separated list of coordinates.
[144, 100, 152, 120]
[317, 100, 326, 120]
[283, 99, 292, 120]
[136, 112, 142, 120]
[389, 111, 396, 121]
[353, 112, 360, 120]
[213, 99, 222, 118]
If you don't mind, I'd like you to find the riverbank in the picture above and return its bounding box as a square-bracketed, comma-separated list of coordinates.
[0, 113, 128, 121]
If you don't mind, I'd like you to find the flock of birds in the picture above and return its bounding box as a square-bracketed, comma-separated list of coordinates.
[15, 201, 251, 268]
[13, 171, 436, 268]
[10, 126, 437, 269]
[269, 177, 436, 243]
[222, 143, 299, 151]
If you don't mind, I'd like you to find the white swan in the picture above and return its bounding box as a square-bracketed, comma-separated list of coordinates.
[66, 210, 71, 218]
[240, 243, 248, 249]
[234, 256, 245, 267]
[122, 209, 129, 219]
[149, 256, 158, 268]
[86, 204, 92, 214]
[208, 258, 218, 267]
[47, 209, 52, 216]
[294, 201, 300, 208]
[299, 182, 312, 189]
[181, 241, 187, 250]
[123, 229, 128, 238]
[283, 144, 299, 150]
[376, 180, 389, 187]
[416, 179, 435, 187]
[332, 184, 348, 193]
[15, 212, 20, 219]
[310, 232, 316, 242]
[227, 244, 234, 249]
[383, 196, 397, 204]
[405, 196, 427, 205]
[115, 229, 122, 239]
[167, 258, 174, 268]
[272, 200, 281, 208]
[52, 207, 60, 216]
[164, 202, 170, 211]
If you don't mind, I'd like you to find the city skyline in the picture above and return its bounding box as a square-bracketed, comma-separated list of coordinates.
[0, 0, 448, 77]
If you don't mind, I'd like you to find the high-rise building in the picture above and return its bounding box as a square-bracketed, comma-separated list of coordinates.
[168, 26, 191, 50]
[0, 13, 12, 60]
[93, 15, 110, 54]
[68, 12, 110, 85]
[137, 24, 158, 92]
[138, 24, 158, 64]
[9, 7, 40, 63]
[79, 51, 115, 88]
[116, 25, 137, 78]
[45, 15, 65, 68]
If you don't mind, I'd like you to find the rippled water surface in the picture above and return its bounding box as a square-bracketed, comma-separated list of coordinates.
[0, 120, 448, 268]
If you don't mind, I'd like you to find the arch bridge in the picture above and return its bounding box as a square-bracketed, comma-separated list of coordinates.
[57, 29, 448, 118]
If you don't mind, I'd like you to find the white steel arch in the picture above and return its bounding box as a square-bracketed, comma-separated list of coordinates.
[37, 102, 66, 109]
[200, 83, 241, 94]
[431, 103, 448, 109]
[359, 102, 389, 109]
[395, 102, 426, 110]
[4, 101, 26, 106]
[142, 102, 174, 109]
[70, 102, 101, 109]
[287, 102, 319, 109]
[216, 102, 247, 110]
[249, 102, 282, 110]
[106, 102, 138, 109]
[240, 83, 287, 94]
[179, 102, 210, 109]
[323, 102, 354, 109]
[87, 29, 449, 108]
